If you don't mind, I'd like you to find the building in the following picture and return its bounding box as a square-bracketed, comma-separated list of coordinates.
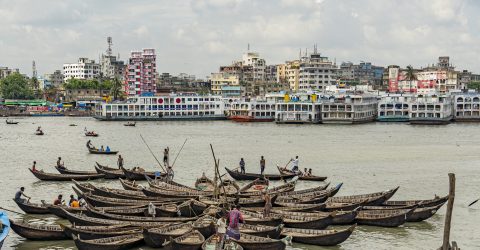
[100, 37, 125, 80]
[338, 62, 384, 86]
[298, 46, 337, 91]
[64, 88, 109, 105]
[125, 49, 157, 96]
[44, 70, 64, 88]
[0, 67, 20, 79]
[63, 58, 100, 82]
[276, 64, 287, 85]
[265, 65, 277, 82]
[286, 60, 300, 91]
[242, 52, 266, 82]
[210, 73, 240, 96]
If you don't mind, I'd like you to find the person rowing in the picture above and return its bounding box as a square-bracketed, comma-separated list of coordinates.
[57, 157, 65, 169]
[86, 140, 93, 149]
[260, 156, 265, 175]
[163, 147, 170, 166]
[14, 187, 31, 204]
[291, 156, 299, 173]
[117, 155, 124, 169]
[53, 194, 64, 205]
[106, 146, 111, 152]
[239, 158, 245, 174]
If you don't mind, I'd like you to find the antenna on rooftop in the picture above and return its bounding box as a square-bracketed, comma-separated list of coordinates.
[247, 43, 250, 52]
[107, 36, 113, 56]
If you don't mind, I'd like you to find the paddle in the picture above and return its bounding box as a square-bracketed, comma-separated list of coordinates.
[171, 139, 188, 167]
[139, 134, 167, 173]
[468, 199, 479, 207]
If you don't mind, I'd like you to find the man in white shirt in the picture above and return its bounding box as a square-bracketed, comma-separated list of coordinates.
[291, 156, 299, 172]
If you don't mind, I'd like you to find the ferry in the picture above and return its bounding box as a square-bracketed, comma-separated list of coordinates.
[409, 93, 453, 125]
[274, 94, 322, 124]
[228, 100, 276, 122]
[321, 94, 378, 124]
[377, 94, 412, 122]
[94, 94, 226, 121]
[453, 92, 480, 121]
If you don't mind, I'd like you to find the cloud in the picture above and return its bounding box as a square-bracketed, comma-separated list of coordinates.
[0, 0, 479, 79]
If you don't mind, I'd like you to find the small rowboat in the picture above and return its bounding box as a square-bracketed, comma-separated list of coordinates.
[231, 233, 287, 250]
[121, 166, 160, 180]
[62, 225, 141, 240]
[87, 147, 118, 155]
[29, 169, 105, 181]
[272, 209, 359, 225]
[240, 223, 283, 239]
[225, 167, 296, 181]
[281, 224, 356, 246]
[407, 204, 444, 222]
[94, 162, 125, 179]
[12, 199, 49, 214]
[35, 130, 44, 135]
[5, 120, 18, 124]
[281, 213, 333, 229]
[119, 178, 142, 191]
[241, 210, 283, 227]
[9, 220, 68, 240]
[143, 223, 193, 248]
[55, 166, 97, 175]
[277, 166, 327, 181]
[85, 131, 99, 137]
[382, 195, 448, 208]
[124, 122, 136, 127]
[327, 187, 399, 206]
[355, 208, 415, 227]
[0, 211, 10, 249]
[202, 234, 244, 250]
[73, 233, 144, 250]
[47, 205, 87, 219]
[86, 207, 196, 223]
[193, 216, 217, 238]
[195, 173, 215, 192]
[168, 230, 205, 250]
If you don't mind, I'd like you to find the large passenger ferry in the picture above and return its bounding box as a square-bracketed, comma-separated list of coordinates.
[321, 94, 378, 124]
[377, 94, 412, 122]
[228, 100, 276, 122]
[409, 93, 453, 125]
[453, 92, 480, 121]
[94, 94, 226, 121]
[274, 94, 322, 124]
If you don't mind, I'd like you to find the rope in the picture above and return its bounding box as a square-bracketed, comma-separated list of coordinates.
[139, 134, 166, 173]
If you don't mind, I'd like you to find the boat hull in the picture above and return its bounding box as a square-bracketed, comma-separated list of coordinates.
[228, 116, 274, 122]
[94, 115, 227, 121]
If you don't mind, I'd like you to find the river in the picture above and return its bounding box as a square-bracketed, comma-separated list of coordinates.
[0, 117, 479, 249]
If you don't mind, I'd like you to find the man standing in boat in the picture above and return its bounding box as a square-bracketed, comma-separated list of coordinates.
[226, 205, 244, 240]
[260, 156, 265, 175]
[117, 155, 124, 169]
[163, 147, 170, 166]
[291, 156, 299, 173]
[239, 158, 245, 174]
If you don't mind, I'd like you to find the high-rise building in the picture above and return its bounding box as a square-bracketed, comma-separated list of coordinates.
[100, 37, 125, 80]
[285, 60, 300, 91]
[242, 52, 266, 82]
[0, 67, 20, 79]
[125, 49, 157, 96]
[63, 58, 100, 82]
[44, 70, 64, 88]
[298, 46, 337, 91]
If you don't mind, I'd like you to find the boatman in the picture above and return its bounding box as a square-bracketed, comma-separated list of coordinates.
[14, 187, 31, 203]
[57, 157, 65, 169]
[53, 195, 63, 205]
[86, 140, 93, 149]
[163, 147, 170, 166]
[260, 156, 266, 175]
[291, 156, 299, 172]
[239, 158, 245, 174]
[32, 161, 37, 172]
[226, 205, 244, 240]
[117, 155, 124, 169]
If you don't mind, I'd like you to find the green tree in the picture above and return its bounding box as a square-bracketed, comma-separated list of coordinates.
[467, 82, 480, 90]
[0, 72, 34, 99]
[405, 65, 417, 92]
[110, 77, 124, 101]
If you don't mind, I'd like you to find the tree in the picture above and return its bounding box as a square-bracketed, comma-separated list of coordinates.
[467, 82, 480, 90]
[0, 72, 34, 99]
[405, 65, 417, 92]
[110, 77, 124, 101]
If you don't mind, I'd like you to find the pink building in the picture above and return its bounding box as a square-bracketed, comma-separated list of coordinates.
[125, 49, 157, 96]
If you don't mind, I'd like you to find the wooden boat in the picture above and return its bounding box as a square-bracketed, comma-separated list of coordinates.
[245, 203, 325, 213]
[29, 168, 104, 181]
[143, 222, 193, 248]
[275, 183, 343, 204]
[142, 187, 208, 199]
[72, 179, 95, 193]
[355, 208, 415, 227]
[87, 207, 196, 223]
[47, 205, 86, 219]
[85, 131, 99, 137]
[146, 175, 198, 192]
[281, 213, 333, 229]
[87, 147, 118, 155]
[241, 210, 283, 227]
[324, 200, 367, 212]
[382, 195, 448, 208]
[178, 199, 208, 217]
[124, 122, 136, 126]
[62, 224, 142, 240]
[239, 181, 296, 198]
[407, 203, 445, 222]
[120, 166, 159, 180]
[195, 173, 215, 192]
[278, 183, 330, 197]
[92, 186, 148, 200]
[362, 204, 418, 210]
[119, 178, 142, 191]
[239, 178, 269, 193]
[55, 166, 97, 175]
[0, 211, 10, 249]
[192, 216, 217, 238]
[202, 206, 228, 219]
[9, 220, 68, 240]
[35, 130, 44, 135]
[219, 179, 240, 195]
[281, 224, 356, 246]
[13, 199, 49, 214]
[202, 234, 244, 250]
[240, 223, 283, 239]
[327, 187, 399, 206]
[277, 166, 327, 181]
[171, 230, 205, 250]
[83, 193, 186, 207]
[225, 167, 296, 181]
[73, 233, 144, 250]
[231, 233, 286, 250]
[273, 209, 359, 225]
[94, 163, 125, 179]
[6, 120, 18, 124]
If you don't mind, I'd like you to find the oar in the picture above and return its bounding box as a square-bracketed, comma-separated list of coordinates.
[171, 139, 188, 167]
[139, 134, 166, 173]
[468, 199, 479, 207]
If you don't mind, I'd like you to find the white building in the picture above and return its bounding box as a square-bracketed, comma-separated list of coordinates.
[63, 58, 100, 82]
[210, 73, 240, 96]
[298, 47, 337, 91]
[242, 52, 266, 81]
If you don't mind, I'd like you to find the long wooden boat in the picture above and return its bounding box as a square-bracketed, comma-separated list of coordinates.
[171, 230, 205, 250]
[281, 214, 333, 229]
[195, 173, 215, 192]
[13, 199, 49, 214]
[94, 206, 146, 217]
[87, 145, 118, 155]
[73, 233, 143, 250]
[275, 183, 343, 205]
[241, 210, 283, 227]
[231, 233, 286, 250]
[143, 222, 193, 248]
[142, 187, 209, 199]
[355, 208, 414, 227]
[202, 234, 244, 250]
[278, 183, 330, 197]
[277, 166, 327, 181]
[6, 120, 19, 124]
[94, 164, 125, 179]
[239, 181, 296, 198]
[382, 195, 448, 208]
[92, 186, 147, 200]
[83, 193, 187, 207]
[72, 179, 95, 193]
[29, 169, 105, 181]
[407, 203, 444, 222]
[245, 203, 325, 213]
[178, 199, 208, 217]
[362, 204, 418, 210]
[55, 166, 97, 175]
[281, 224, 356, 246]
[239, 178, 269, 193]
[86, 207, 196, 223]
[202, 206, 228, 219]
[61, 224, 142, 240]
[120, 166, 159, 180]
[9, 220, 67, 240]
[119, 178, 142, 191]
[192, 216, 217, 238]
[240, 223, 283, 239]
[327, 187, 399, 206]
[225, 167, 296, 181]
[47, 205, 87, 219]
[273, 209, 359, 225]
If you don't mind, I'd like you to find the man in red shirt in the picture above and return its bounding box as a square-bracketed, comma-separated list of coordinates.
[53, 195, 63, 205]
[226, 205, 244, 240]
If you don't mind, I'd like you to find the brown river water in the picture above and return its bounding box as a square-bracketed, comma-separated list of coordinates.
[0, 117, 479, 249]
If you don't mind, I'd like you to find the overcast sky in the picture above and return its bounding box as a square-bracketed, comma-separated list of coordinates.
[0, 0, 479, 79]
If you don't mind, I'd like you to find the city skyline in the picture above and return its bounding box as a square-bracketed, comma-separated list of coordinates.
[0, 0, 479, 78]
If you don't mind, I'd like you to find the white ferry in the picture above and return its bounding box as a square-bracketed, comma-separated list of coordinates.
[377, 94, 412, 122]
[409, 93, 453, 125]
[453, 92, 480, 122]
[321, 94, 378, 124]
[94, 94, 226, 121]
[228, 100, 276, 122]
[275, 94, 322, 124]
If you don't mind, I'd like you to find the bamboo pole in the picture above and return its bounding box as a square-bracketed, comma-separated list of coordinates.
[442, 173, 456, 250]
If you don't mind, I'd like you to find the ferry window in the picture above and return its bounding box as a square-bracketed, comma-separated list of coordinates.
[106, 106, 111, 111]
[194, 112, 198, 115]
[170, 105, 175, 109]
[194, 105, 198, 110]
[182, 105, 187, 109]
[194, 98, 198, 101]
[188, 105, 193, 109]
[199, 98, 204, 101]
[141, 112, 145, 116]
[187, 98, 192, 101]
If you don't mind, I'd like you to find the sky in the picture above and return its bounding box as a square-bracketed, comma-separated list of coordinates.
[0, 0, 479, 79]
